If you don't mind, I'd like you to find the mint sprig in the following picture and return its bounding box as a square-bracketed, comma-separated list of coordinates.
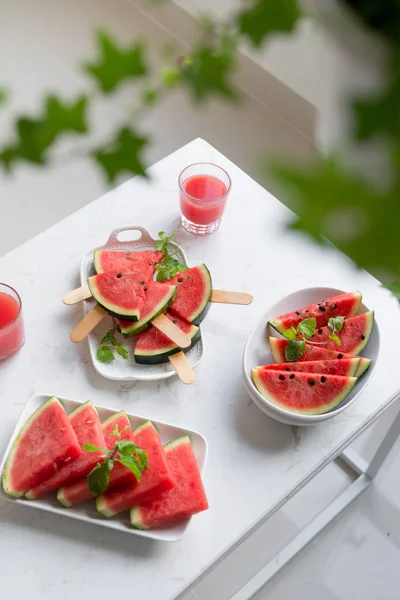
[155, 231, 188, 282]
[155, 231, 174, 254]
[97, 327, 129, 363]
[282, 314, 345, 361]
[83, 424, 148, 496]
[327, 316, 344, 345]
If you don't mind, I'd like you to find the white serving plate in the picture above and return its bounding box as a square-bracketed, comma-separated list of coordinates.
[242, 287, 380, 426]
[0, 393, 208, 542]
[80, 225, 204, 381]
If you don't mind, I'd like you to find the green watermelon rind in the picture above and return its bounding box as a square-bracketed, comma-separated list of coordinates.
[2, 396, 61, 498]
[355, 357, 372, 377]
[119, 286, 177, 337]
[252, 370, 358, 416]
[268, 291, 363, 335]
[133, 420, 154, 435]
[57, 487, 74, 508]
[129, 436, 190, 530]
[88, 275, 141, 322]
[134, 325, 201, 365]
[93, 249, 104, 275]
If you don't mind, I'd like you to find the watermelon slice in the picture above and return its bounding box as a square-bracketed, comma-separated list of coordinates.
[269, 291, 362, 334]
[2, 397, 81, 498]
[269, 338, 372, 376]
[88, 273, 146, 321]
[97, 421, 174, 517]
[130, 436, 208, 529]
[308, 312, 374, 354]
[258, 358, 360, 377]
[25, 402, 105, 500]
[57, 411, 137, 507]
[166, 264, 212, 325]
[118, 282, 177, 337]
[134, 312, 200, 364]
[252, 369, 357, 415]
[93, 250, 164, 277]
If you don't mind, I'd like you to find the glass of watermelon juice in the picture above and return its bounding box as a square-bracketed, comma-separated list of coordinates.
[179, 162, 231, 236]
[0, 283, 25, 360]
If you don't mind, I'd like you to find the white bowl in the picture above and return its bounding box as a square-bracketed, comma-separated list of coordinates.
[242, 287, 380, 426]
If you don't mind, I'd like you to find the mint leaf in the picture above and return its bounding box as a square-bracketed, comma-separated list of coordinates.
[86, 457, 114, 496]
[85, 31, 147, 93]
[94, 128, 148, 183]
[116, 440, 138, 457]
[155, 231, 174, 253]
[115, 456, 144, 483]
[114, 343, 129, 359]
[100, 330, 114, 344]
[328, 333, 341, 345]
[83, 443, 108, 453]
[155, 255, 188, 282]
[283, 327, 297, 341]
[297, 317, 316, 340]
[328, 316, 344, 334]
[285, 339, 306, 362]
[96, 346, 115, 363]
[100, 331, 128, 359]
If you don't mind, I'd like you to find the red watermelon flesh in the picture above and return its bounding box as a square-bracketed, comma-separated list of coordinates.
[258, 358, 360, 377]
[88, 273, 147, 321]
[25, 402, 105, 499]
[269, 291, 362, 334]
[166, 264, 212, 325]
[130, 436, 208, 530]
[118, 281, 176, 337]
[252, 369, 357, 415]
[93, 249, 164, 277]
[308, 312, 374, 354]
[57, 411, 137, 507]
[96, 421, 174, 517]
[2, 397, 81, 498]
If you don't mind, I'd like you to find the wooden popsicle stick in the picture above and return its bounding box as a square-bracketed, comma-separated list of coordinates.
[63, 285, 91, 305]
[168, 352, 196, 384]
[211, 290, 253, 305]
[152, 314, 191, 348]
[70, 305, 107, 343]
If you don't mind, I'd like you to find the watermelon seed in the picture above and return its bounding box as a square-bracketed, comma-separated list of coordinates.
[305, 310, 309, 313]
[116, 273, 122, 278]
[178, 278, 184, 283]
[318, 328, 323, 334]
[140, 281, 145, 285]
[321, 376, 326, 383]
[279, 375, 285, 381]
[361, 334, 365, 340]
[318, 306, 326, 311]
[289, 374, 295, 379]
[285, 367, 291, 371]
[337, 353, 343, 359]
[296, 311, 300, 316]
[172, 319, 177, 324]
[308, 378, 315, 386]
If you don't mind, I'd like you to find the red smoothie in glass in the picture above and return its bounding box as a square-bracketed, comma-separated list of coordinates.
[0, 289, 25, 359]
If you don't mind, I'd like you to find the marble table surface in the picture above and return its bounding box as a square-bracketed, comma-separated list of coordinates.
[1, 138, 399, 600]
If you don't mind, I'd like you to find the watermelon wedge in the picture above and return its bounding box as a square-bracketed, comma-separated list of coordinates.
[25, 402, 105, 500]
[166, 264, 212, 325]
[118, 282, 177, 337]
[252, 369, 357, 415]
[2, 397, 81, 498]
[258, 358, 360, 377]
[88, 273, 146, 321]
[130, 436, 208, 529]
[134, 312, 200, 364]
[307, 312, 374, 355]
[93, 249, 164, 277]
[57, 411, 137, 507]
[269, 291, 362, 334]
[97, 421, 174, 517]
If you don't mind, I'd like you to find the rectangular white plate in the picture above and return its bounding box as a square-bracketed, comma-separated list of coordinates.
[79, 225, 204, 381]
[0, 393, 208, 542]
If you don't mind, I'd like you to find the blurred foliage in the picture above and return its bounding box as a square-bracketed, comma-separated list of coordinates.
[0, 0, 399, 294]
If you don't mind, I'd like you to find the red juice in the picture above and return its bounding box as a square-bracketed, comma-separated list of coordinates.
[180, 174, 228, 225]
[0, 288, 25, 359]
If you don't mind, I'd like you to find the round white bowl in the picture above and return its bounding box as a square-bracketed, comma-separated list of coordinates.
[242, 287, 379, 426]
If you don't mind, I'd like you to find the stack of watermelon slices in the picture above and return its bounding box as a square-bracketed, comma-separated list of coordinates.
[88, 248, 212, 364]
[252, 291, 375, 415]
[2, 397, 208, 529]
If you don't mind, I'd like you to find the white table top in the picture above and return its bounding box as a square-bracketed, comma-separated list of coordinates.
[1, 138, 399, 600]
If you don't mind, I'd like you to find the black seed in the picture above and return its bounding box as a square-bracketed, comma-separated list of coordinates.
[308, 378, 315, 386]
[305, 310, 309, 313]
[172, 320, 177, 324]
[178, 278, 184, 283]
[337, 353, 343, 359]
[285, 367, 291, 371]
[325, 302, 329, 306]
[318, 305, 326, 311]
[140, 281, 145, 285]
[290, 373, 295, 379]
[279, 375, 285, 381]
[318, 328, 323, 334]
[116, 273, 122, 278]
[361, 334, 365, 340]
[332, 304, 337, 309]
[295, 311, 300, 316]
[321, 376, 326, 383]
[143, 286, 148, 291]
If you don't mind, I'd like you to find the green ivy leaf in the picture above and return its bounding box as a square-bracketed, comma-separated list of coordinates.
[297, 317, 316, 340]
[94, 128, 148, 183]
[181, 44, 238, 102]
[85, 31, 147, 93]
[237, 0, 301, 47]
[285, 339, 306, 362]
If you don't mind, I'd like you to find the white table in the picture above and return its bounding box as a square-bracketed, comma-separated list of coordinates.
[1, 138, 399, 600]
